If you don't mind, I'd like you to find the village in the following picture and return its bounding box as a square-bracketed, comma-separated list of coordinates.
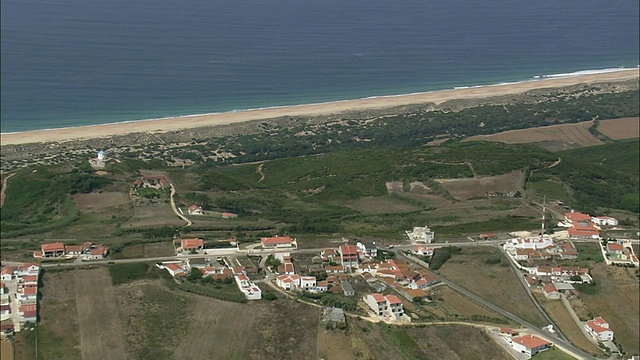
[1, 204, 637, 359]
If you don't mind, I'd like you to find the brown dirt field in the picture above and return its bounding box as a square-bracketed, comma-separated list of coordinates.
[536, 296, 602, 356]
[1, 340, 13, 360]
[173, 296, 260, 359]
[435, 171, 524, 200]
[125, 202, 185, 227]
[437, 247, 547, 327]
[317, 327, 358, 360]
[579, 264, 639, 355]
[344, 196, 421, 214]
[426, 197, 537, 227]
[74, 268, 128, 360]
[597, 117, 640, 139]
[144, 242, 175, 257]
[463, 120, 603, 150]
[437, 286, 504, 319]
[73, 192, 131, 211]
[246, 297, 320, 359]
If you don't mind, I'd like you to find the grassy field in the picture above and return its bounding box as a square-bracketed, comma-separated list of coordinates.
[597, 117, 639, 140]
[351, 321, 512, 360]
[534, 347, 581, 360]
[16, 269, 80, 360]
[463, 120, 603, 150]
[74, 268, 128, 360]
[436, 246, 548, 327]
[434, 285, 511, 324]
[578, 263, 639, 355]
[535, 296, 603, 356]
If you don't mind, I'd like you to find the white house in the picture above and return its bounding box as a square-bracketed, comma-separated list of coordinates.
[300, 276, 317, 291]
[187, 205, 204, 215]
[508, 334, 551, 357]
[356, 241, 377, 259]
[585, 317, 614, 341]
[591, 216, 618, 227]
[16, 263, 40, 277]
[164, 263, 186, 278]
[0, 267, 15, 281]
[276, 274, 300, 291]
[234, 274, 262, 300]
[363, 293, 404, 320]
[542, 283, 560, 300]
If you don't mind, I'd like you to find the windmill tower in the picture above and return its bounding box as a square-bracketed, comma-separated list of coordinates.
[540, 195, 546, 239]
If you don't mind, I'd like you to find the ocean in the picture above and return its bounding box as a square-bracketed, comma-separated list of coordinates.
[1, 0, 638, 133]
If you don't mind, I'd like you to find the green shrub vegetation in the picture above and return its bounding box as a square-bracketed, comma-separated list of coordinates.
[109, 263, 157, 285]
[429, 246, 462, 270]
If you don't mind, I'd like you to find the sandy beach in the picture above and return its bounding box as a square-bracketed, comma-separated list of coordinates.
[1, 68, 638, 146]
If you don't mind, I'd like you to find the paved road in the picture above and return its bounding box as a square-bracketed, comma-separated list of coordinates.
[400, 252, 597, 360]
[498, 246, 567, 342]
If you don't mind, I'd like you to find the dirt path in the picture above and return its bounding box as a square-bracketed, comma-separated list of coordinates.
[74, 268, 128, 360]
[0, 173, 15, 207]
[169, 183, 191, 227]
[256, 163, 265, 182]
[548, 158, 562, 168]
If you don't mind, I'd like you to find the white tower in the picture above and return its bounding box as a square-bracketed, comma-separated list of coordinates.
[97, 150, 106, 160]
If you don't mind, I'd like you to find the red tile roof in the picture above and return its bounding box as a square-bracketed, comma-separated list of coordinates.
[339, 245, 358, 256]
[181, 238, 204, 250]
[372, 293, 386, 303]
[188, 205, 202, 212]
[568, 227, 600, 237]
[19, 304, 37, 312]
[165, 263, 182, 272]
[1, 267, 15, 276]
[565, 212, 592, 222]
[385, 294, 402, 305]
[586, 317, 610, 334]
[261, 236, 293, 245]
[543, 283, 558, 294]
[512, 334, 550, 349]
[607, 243, 624, 252]
[41, 242, 65, 252]
[22, 287, 37, 295]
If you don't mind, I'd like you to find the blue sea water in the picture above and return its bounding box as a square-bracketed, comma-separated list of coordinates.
[1, 0, 638, 133]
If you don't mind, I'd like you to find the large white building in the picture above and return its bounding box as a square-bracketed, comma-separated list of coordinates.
[507, 334, 551, 357]
[503, 236, 553, 251]
[406, 227, 435, 243]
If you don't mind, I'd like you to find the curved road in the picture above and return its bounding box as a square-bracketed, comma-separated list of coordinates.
[400, 252, 597, 360]
[169, 183, 191, 227]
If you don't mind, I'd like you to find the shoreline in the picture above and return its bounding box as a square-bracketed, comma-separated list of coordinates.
[1, 68, 638, 146]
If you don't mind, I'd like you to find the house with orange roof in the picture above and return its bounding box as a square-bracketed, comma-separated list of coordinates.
[164, 263, 185, 278]
[325, 265, 346, 274]
[18, 304, 37, 323]
[567, 226, 600, 240]
[187, 205, 204, 215]
[276, 274, 300, 291]
[564, 211, 593, 226]
[16, 263, 40, 277]
[0, 267, 15, 281]
[542, 283, 560, 300]
[507, 334, 551, 357]
[339, 245, 359, 268]
[222, 212, 237, 219]
[87, 246, 108, 260]
[584, 317, 614, 341]
[261, 235, 296, 249]
[18, 286, 37, 303]
[179, 238, 204, 252]
[40, 242, 65, 258]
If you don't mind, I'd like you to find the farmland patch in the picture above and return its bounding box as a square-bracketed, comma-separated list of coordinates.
[597, 117, 639, 140]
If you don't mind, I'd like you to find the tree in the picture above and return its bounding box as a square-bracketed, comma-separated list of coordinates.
[187, 269, 203, 281]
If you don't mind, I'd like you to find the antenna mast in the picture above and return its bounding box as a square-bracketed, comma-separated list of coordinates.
[541, 195, 546, 238]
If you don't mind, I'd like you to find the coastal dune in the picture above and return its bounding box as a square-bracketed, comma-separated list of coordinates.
[1, 69, 638, 146]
